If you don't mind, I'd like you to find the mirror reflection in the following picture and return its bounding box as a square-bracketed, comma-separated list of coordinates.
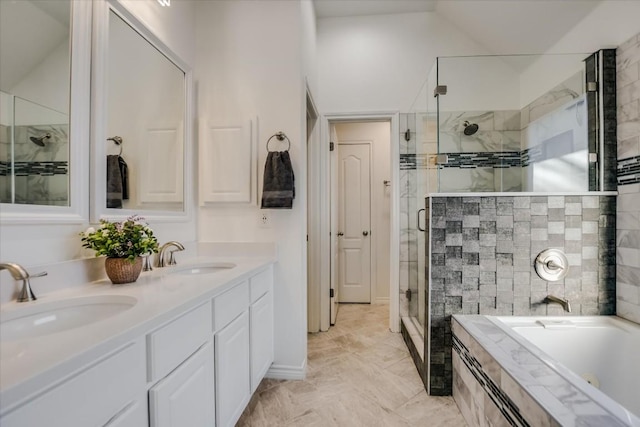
[0, 0, 71, 206]
[106, 10, 185, 212]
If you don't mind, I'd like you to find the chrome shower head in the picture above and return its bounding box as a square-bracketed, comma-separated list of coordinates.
[30, 133, 51, 147]
[463, 121, 478, 136]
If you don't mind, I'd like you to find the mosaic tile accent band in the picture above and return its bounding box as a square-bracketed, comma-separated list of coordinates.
[400, 146, 575, 171]
[0, 161, 69, 177]
[452, 333, 529, 427]
[617, 155, 640, 185]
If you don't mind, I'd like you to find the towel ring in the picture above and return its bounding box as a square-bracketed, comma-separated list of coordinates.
[108, 136, 123, 156]
[266, 131, 290, 152]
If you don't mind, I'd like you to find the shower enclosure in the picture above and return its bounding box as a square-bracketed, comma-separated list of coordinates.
[399, 50, 617, 394]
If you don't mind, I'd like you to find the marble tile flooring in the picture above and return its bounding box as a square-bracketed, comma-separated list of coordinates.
[237, 304, 466, 426]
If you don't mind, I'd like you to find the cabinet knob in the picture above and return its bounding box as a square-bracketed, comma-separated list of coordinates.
[337, 232, 344, 236]
[362, 231, 369, 236]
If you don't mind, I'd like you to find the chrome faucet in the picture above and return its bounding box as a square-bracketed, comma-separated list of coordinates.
[0, 263, 47, 302]
[545, 295, 571, 313]
[158, 241, 185, 267]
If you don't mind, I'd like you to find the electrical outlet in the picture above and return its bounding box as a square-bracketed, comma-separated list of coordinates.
[259, 212, 271, 228]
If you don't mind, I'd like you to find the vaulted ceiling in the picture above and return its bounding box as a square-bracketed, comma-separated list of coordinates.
[314, 0, 603, 55]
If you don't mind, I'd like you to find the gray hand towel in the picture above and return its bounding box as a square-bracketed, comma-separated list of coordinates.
[118, 155, 129, 200]
[261, 151, 294, 209]
[106, 154, 123, 208]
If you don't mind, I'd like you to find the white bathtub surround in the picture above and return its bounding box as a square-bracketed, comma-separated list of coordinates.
[616, 31, 640, 325]
[452, 315, 640, 427]
[0, 253, 275, 424]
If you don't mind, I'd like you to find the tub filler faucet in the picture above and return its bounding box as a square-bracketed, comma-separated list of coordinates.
[545, 295, 571, 313]
[0, 262, 47, 302]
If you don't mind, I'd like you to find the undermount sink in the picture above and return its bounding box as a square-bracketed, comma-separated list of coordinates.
[170, 262, 236, 276]
[0, 295, 137, 341]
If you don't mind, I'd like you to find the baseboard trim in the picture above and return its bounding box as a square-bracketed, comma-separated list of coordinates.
[375, 297, 390, 305]
[265, 359, 307, 380]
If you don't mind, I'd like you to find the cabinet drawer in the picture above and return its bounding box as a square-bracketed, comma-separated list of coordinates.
[1, 340, 146, 427]
[213, 281, 249, 331]
[147, 302, 212, 382]
[249, 267, 272, 303]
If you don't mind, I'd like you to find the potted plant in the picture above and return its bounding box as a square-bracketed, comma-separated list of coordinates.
[80, 215, 159, 284]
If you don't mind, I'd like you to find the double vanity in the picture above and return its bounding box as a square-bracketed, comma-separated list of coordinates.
[0, 255, 275, 427]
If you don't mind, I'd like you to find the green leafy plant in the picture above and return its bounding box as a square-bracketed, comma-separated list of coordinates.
[80, 215, 159, 262]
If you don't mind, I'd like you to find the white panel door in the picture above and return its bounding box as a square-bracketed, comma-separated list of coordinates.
[215, 310, 251, 427]
[139, 123, 183, 203]
[338, 143, 371, 303]
[149, 341, 215, 427]
[199, 120, 253, 204]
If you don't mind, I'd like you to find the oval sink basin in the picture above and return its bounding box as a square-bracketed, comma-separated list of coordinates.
[170, 263, 236, 276]
[0, 295, 137, 341]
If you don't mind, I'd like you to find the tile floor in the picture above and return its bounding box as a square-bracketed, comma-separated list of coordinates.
[237, 303, 467, 426]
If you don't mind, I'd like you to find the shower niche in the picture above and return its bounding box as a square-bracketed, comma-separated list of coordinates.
[399, 50, 618, 395]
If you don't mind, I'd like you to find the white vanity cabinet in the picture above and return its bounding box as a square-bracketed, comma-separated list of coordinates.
[0, 263, 275, 427]
[0, 340, 147, 427]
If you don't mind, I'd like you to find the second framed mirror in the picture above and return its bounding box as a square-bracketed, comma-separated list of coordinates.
[91, 0, 192, 222]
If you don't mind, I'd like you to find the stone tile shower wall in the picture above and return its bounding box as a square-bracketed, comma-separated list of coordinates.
[427, 195, 616, 396]
[616, 32, 640, 323]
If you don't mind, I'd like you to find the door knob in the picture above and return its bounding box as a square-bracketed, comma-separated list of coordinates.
[337, 232, 344, 236]
[362, 231, 369, 236]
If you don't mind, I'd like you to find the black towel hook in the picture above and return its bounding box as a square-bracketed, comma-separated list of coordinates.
[108, 136, 123, 156]
[266, 131, 291, 152]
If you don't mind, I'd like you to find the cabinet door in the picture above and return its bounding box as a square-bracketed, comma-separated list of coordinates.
[103, 400, 148, 427]
[199, 120, 255, 204]
[0, 340, 145, 427]
[250, 291, 274, 393]
[149, 341, 215, 427]
[215, 311, 250, 427]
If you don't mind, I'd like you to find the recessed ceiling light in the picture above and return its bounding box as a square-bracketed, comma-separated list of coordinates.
[157, 0, 170, 6]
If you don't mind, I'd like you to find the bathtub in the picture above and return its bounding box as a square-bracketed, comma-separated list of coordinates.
[452, 315, 640, 427]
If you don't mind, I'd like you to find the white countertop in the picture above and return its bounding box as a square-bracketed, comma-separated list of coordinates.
[0, 255, 275, 413]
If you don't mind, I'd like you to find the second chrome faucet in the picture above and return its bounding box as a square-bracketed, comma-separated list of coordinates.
[157, 241, 185, 267]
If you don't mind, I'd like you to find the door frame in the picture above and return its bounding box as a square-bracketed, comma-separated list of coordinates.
[306, 84, 324, 333]
[319, 112, 400, 333]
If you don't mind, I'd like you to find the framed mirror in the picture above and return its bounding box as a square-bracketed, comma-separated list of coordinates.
[91, 0, 192, 222]
[0, 0, 91, 223]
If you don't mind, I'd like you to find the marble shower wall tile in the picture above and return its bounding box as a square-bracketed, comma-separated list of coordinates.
[617, 31, 640, 324]
[523, 71, 583, 125]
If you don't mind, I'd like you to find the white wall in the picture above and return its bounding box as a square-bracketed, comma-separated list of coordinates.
[10, 40, 70, 115]
[195, 0, 308, 377]
[301, 0, 318, 96]
[317, 11, 491, 114]
[0, 0, 198, 267]
[334, 121, 391, 303]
